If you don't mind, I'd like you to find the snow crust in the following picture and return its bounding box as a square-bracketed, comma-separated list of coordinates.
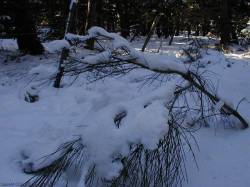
[82, 51, 111, 64]
[43, 40, 70, 53]
[28, 64, 57, 79]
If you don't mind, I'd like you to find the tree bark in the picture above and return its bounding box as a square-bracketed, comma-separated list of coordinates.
[119, 1, 130, 38]
[219, 0, 232, 46]
[65, 0, 78, 35]
[10, 0, 44, 55]
[54, 48, 69, 88]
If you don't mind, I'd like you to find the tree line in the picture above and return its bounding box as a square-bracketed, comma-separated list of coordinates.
[0, 0, 249, 54]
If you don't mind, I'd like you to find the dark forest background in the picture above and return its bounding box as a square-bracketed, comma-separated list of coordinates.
[0, 0, 249, 54]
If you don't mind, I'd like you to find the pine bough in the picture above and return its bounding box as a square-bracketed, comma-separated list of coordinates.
[22, 27, 248, 187]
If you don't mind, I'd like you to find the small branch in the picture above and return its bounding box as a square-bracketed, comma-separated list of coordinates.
[127, 60, 248, 129]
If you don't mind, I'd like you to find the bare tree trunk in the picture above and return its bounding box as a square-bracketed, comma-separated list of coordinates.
[65, 0, 78, 36]
[168, 34, 175, 45]
[84, 0, 91, 34]
[9, 0, 44, 55]
[219, 0, 232, 46]
[142, 14, 162, 52]
[54, 48, 69, 88]
[118, 1, 130, 38]
[85, 0, 97, 50]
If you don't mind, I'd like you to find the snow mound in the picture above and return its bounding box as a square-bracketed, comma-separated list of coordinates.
[80, 84, 173, 180]
[43, 40, 70, 53]
[29, 64, 57, 78]
[0, 39, 18, 51]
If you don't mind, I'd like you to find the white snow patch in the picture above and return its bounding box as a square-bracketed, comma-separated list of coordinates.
[28, 64, 57, 78]
[0, 39, 18, 51]
[43, 40, 70, 53]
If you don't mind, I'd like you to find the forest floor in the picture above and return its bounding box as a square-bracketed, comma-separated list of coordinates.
[0, 36, 250, 187]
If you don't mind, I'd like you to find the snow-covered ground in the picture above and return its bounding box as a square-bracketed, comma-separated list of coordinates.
[0, 36, 250, 187]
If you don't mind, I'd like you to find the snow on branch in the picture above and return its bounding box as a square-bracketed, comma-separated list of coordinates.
[22, 82, 191, 187]
[66, 26, 187, 74]
[23, 26, 248, 187]
[65, 27, 248, 129]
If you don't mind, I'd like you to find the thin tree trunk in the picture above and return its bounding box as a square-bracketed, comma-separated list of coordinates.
[220, 0, 232, 46]
[157, 36, 163, 53]
[85, 0, 91, 34]
[142, 14, 162, 52]
[85, 0, 97, 49]
[65, 0, 78, 36]
[168, 33, 174, 45]
[54, 48, 69, 88]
